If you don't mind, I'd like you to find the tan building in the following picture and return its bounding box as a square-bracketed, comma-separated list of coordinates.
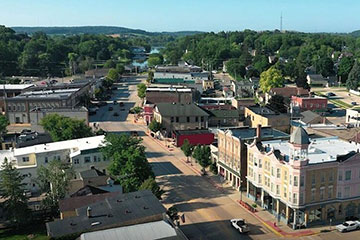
[245, 106, 290, 133]
[203, 79, 214, 91]
[247, 127, 360, 228]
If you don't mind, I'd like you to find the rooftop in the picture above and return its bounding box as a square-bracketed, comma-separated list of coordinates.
[0, 84, 34, 90]
[46, 190, 166, 238]
[12, 135, 105, 157]
[221, 126, 289, 141]
[155, 103, 209, 117]
[79, 220, 177, 240]
[13, 88, 79, 100]
[262, 136, 359, 164]
[146, 87, 192, 93]
[247, 106, 277, 116]
[174, 129, 212, 135]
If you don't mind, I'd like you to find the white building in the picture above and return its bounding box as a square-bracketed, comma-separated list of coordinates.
[346, 109, 360, 127]
[0, 135, 107, 193]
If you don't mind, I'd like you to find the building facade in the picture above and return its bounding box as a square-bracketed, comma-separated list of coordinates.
[246, 127, 360, 228]
[346, 109, 360, 127]
[291, 96, 328, 112]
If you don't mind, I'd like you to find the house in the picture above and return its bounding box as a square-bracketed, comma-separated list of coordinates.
[346, 109, 360, 127]
[246, 127, 360, 228]
[291, 96, 328, 112]
[245, 106, 290, 133]
[79, 220, 179, 240]
[173, 129, 214, 147]
[153, 103, 209, 135]
[46, 190, 167, 239]
[231, 80, 254, 98]
[266, 87, 309, 104]
[0, 135, 107, 193]
[307, 74, 337, 87]
[216, 126, 289, 190]
[206, 109, 239, 127]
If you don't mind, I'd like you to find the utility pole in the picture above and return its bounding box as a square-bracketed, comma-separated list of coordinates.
[280, 12, 283, 32]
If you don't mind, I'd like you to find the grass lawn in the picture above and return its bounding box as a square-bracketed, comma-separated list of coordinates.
[0, 224, 49, 240]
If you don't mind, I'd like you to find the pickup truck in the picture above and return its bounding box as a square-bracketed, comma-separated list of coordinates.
[336, 221, 360, 232]
[230, 219, 250, 233]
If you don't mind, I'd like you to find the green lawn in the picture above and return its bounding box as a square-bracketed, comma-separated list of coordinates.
[0, 225, 49, 240]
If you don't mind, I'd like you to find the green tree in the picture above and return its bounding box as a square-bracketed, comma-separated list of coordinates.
[137, 83, 147, 100]
[139, 177, 164, 199]
[116, 63, 125, 75]
[102, 134, 154, 192]
[147, 53, 164, 67]
[40, 114, 94, 141]
[0, 159, 29, 226]
[104, 59, 116, 68]
[181, 139, 193, 163]
[148, 119, 162, 133]
[147, 71, 154, 83]
[347, 60, 360, 90]
[259, 67, 284, 93]
[316, 57, 334, 77]
[192, 145, 212, 175]
[226, 59, 246, 79]
[36, 160, 74, 209]
[107, 68, 119, 81]
[268, 95, 287, 113]
[338, 57, 354, 83]
[0, 115, 9, 136]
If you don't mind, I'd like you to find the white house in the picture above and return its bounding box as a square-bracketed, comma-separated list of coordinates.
[0, 135, 107, 193]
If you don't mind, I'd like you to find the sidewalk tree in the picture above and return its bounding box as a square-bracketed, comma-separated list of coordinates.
[116, 63, 125, 75]
[107, 68, 119, 81]
[139, 177, 164, 199]
[259, 67, 284, 93]
[40, 114, 94, 141]
[148, 119, 162, 133]
[0, 158, 29, 226]
[36, 160, 75, 209]
[102, 134, 154, 192]
[181, 139, 193, 163]
[147, 71, 154, 83]
[137, 83, 147, 100]
[347, 60, 360, 90]
[192, 145, 212, 174]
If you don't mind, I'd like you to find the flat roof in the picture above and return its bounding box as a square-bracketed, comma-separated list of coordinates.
[13, 135, 105, 157]
[262, 137, 359, 164]
[0, 84, 34, 90]
[222, 126, 289, 140]
[146, 87, 192, 93]
[13, 88, 79, 100]
[80, 221, 177, 240]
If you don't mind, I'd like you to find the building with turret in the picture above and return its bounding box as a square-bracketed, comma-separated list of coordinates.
[246, 126, 360, 228]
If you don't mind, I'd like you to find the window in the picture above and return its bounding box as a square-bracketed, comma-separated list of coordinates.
[339, 204, 343, 215]
[328, 186, 333, 199]
[300, 192, 304, 204]
[22, 157, 29, 162]
[329, 172, 333, 182]
[311, 174, 316, 185]
[311, 188, 316, 201]
[283, 186, 287, 198]
[289, 175, 292, 185]
[171, 117, 174, 123]
[339, 171, 343, 181]
[284, 171, 287, 181]
[294, 176, 298, 186]
[249, 153, 253, 163]
[271, 167, 274, 176]
[187, 117, 190, 122]
[201, 116, 204, 122]
[320, 187, 324, 200]
[45, 157, 48, 163]
[84, 157, 91, 163]
[321, 173, 325, 183]
[93, 156, 97, 162]
[277, 168, 281, 178]
[195, 116, 198, 122]
[271, 183, 274, 192]
[176, 117, 179, 122]
[259, 159, 262, 168]
[300, 175, 304, 187]
[344, 186, 350, 198]
[74, 159, 79, 164]
[345, 170, 352, 181]
[293, 193, 297, 204]
[258, 174, 262, 184]
[276, 185, 280, 195]
[57, 156, 60, 160]
[338, 191, 342, 198]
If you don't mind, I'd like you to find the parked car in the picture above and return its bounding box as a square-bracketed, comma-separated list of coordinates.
[130, 131, 138, 137]
[336, 221, 360, 232]
[108, 106, 113, 111]
[119, 101, 124, 106]
[113, 100, 117, 104]
[327, 92, 336, 97]
[351, 101, 357, 105]
[230, 219, 250, 233]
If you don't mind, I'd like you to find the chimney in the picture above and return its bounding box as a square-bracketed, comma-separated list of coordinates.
[87, 206, 92, 218]
[256, 124, 261, 141]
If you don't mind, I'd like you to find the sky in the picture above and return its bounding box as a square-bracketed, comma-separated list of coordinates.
[1, 0, 360, 33]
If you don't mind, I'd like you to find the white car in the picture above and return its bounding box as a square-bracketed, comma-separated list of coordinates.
[230, 218, 250, 233]
[336, 221, 360, 232]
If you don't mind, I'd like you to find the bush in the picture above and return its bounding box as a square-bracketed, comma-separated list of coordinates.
[252, 203, 257, 208]
[210, 162, 218, 174]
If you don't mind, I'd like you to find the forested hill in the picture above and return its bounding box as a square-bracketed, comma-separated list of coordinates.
[11, 26, 202, 36]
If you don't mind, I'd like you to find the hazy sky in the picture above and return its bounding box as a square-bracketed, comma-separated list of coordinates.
[1, 0, 359, 33]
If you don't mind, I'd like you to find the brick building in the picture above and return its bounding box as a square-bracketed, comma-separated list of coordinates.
[291, 96, 328, 112]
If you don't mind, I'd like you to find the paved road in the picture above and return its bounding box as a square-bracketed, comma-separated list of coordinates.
[93, 76, 360, 240]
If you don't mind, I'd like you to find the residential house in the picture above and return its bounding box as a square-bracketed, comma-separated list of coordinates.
[0, 135, 107, 193]
[246, 127, 360, 228]
[216, 126, 289, 190]
[231, 80, 254, 98]
[46, 190, 167, 239]
[291, 96, 328, 112]
[153, 103, 209, 135]
[307, 74, 337, 87]
[245, 106, 290, 133]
